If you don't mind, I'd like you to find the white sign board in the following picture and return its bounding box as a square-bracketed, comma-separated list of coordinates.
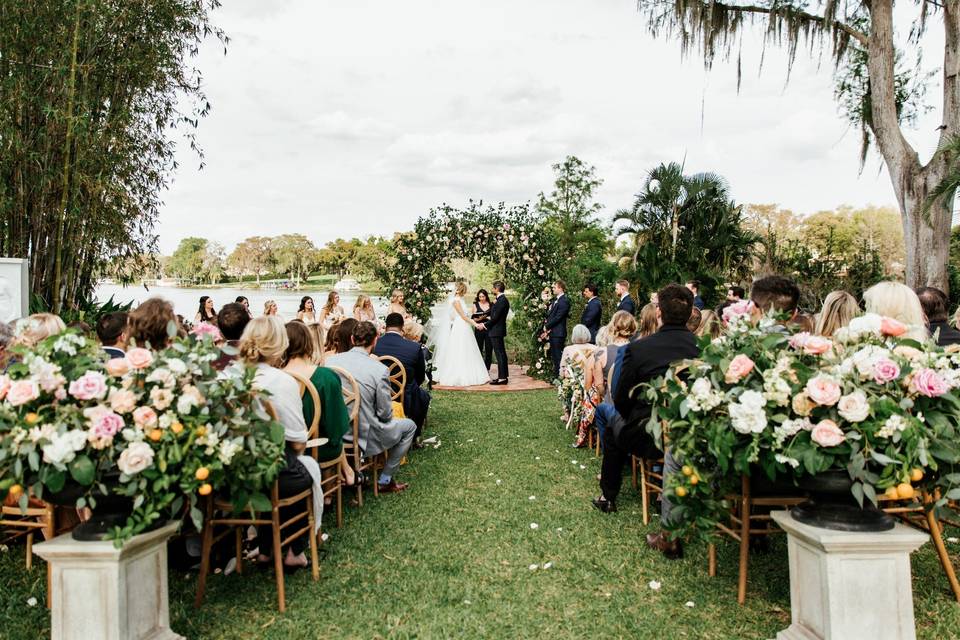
[0, 258, 29, 322]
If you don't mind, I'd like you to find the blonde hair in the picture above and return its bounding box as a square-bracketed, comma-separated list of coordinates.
[307, 323, 325, 364]
[263, 300, 277, 315]
[696, 309, 723, 339]
[354, 295, 373, 312]
[815, 291, 860, 337]
[595, 326, 611, 347]
[638, 303, 658, 338]
[863, 281, 928, 341]
[323, 290, 339, 314]
[239, 316, 289, 365]
[15, 313, 66, 347]
[609, 310, 638, 341]
[390, 289, 404, 304]
[403, 320, 424, 342]
[455, 281, 467, 297]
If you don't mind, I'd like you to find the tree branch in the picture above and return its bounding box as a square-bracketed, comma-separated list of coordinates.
[706, 1, 870, 48]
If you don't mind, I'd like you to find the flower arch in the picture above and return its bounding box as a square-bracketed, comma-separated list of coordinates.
[386, 201, 559, 379]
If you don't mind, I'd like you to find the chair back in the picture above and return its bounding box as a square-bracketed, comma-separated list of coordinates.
[376, 355, 406, 403]
[286, 369, 322, 453]
[261, 398, 280, 421]
[326, 365, 361, 469]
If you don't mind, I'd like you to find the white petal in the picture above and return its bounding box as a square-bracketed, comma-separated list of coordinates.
[26, 597, 37, 607]
[530, 523, 539, 529]
[495, 479, 502, 485]
[528, 564, 538, 571]
[528, 495, 536, 500]
[685, 601, 696, 608]
[579, 465, 586, 470]
[948, 537, 959, 544]
[543, 561, 553, 569]
[648, 580, 661, 590]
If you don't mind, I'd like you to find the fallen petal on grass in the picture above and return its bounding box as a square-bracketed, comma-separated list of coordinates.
[528, 564, 538, 571]
[648, 580, 661, 591]
[530, 523, 539, 529]
[685, 601, 695, 608]
[26, 597, 37, 607]
[528, 495, 536, 500]
[543, 561, 553, 569]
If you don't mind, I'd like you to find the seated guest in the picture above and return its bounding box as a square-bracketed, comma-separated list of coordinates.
[749, 275, 801, 331]
[637, 303, 659, 338]
[864, 281, 928, 342]
[686, 279, 704, 310]
[13, 313, 66, 348]
[727, 285, 745, 302]
[127, 298, 183, 350]
[696, 309, 723, 339]
[240, 316, 322, 571]
[328, 318, 358, 356]
[403, 320, 434, 389]
[326, 321, 417, 493]
[212, 303, 251, 370]
[597, 284, 700, 561]
[282, 321, 355, 488]
[373, 313, 431, 436]
[791, 312, 815, 333]
[306, 323, 326, 363]
[590, 312, 638, 446]
[96, 312, 128, 359]
[916, 286, 960, 346]
[559, 325, 595, 378]
[686, 307, 702, 333]
[814, 290, 859, 337]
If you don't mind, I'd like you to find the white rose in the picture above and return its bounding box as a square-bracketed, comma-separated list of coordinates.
[165, 358, 187, 375]
[846, 313, 883, 338]
[737, 389, 767, 412]
[41, 430, 87, 466]
[690, 378, 713, 398]
[118, 441, 155, 475]
[837, 391, 870, 423]
[730, 402, 767, 434]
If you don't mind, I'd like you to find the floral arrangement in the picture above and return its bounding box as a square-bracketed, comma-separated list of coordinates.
[645, 307, 960, 540]
[0, 329, 285, 544]
[556, 365, 587, 429]
[381, 200, 560, 379]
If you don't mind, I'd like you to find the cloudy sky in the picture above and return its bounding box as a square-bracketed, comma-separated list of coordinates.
[157, 0, 943, 254]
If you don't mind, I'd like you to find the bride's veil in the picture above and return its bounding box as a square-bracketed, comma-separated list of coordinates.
[426, 294, 456, 355]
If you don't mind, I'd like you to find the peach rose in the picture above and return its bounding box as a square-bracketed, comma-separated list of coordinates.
[7, 380, 40, 407]
[125, 348, 154, 370]
[105, 357, 131, 377]
[68, 371, 108, 401]
[880, 317, 908, 337]
[791, 392, 814, 417]
[108, 388, 138, 414]
[805, 375, 842, 406]
[810, 419, 845, 447]
[789, 332, 833, 355]
[725, 354, 756, 384]
[133, 406, 158, 428]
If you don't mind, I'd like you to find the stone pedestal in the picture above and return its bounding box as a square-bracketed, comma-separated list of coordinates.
[772, 510, 928, 640]
[35, 522, 182, 640]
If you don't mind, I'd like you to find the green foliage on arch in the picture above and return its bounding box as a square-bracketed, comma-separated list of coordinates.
[385, 201, 560, 379]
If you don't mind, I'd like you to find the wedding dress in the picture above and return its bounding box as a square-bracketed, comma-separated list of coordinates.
[432, 296, 491, 387]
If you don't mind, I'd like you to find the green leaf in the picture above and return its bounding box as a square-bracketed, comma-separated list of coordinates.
[870, 451, 895, 466]
[850, 481, 865, 508]
[69, 455, 96, 486]
[45, 469, 66, 494]
[27, 450, 39, 472]
[249, 492, 272, 513]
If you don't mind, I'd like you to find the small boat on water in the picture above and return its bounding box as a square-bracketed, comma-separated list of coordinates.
[334, 278, 361, 291]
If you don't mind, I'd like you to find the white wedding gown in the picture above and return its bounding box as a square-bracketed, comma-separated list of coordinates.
[432, 296, 491, 387]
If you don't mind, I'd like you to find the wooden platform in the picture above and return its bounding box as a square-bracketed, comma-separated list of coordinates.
[433, 364, 552, 392]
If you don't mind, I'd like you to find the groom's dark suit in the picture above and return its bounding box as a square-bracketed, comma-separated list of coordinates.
[486, 293, 510, 381]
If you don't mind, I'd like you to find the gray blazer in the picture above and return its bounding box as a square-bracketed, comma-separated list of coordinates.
[325, 347, 403, 456]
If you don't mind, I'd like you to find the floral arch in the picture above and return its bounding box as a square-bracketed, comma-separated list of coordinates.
[386, 201, 559, 379]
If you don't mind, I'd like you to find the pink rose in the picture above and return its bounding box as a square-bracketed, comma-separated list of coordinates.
[68, 371, 108, 401]
[805, 375, 842, 406]
[0, 375, 10, 401]
[910, 368, 950, 398]
[133, 406, 158, 428]
[125, 348, 154, 370]
[872, 358, 901, 384]
[86, 407, 124, 440]
[54, 387, 67, 401]
[191, 322, 222, 341]
[790, 333, 833, 355]
[7, 380, 40, 407]
[880, 317, 908, 337]
[725, 354, 756, 384]
[105, 358, 131, 377]
[810, 419, 846, 447]
[722, 299, 754, 324]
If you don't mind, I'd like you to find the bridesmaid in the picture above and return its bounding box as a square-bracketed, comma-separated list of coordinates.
[388, 289, 411, 319]
[318, 291, 345, 329]
[297, 296, 317, 324]
[195, 296, 217, 325]
[353, 295, 377, 322]
[263, 300, 279, 317]
[472, 289, 493, 370]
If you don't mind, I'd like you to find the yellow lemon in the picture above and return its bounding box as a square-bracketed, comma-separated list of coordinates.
[148, 429, 163, 442]
[896, 483, 915, 500]
[681, 465, 693, 477]
[8, 484, 23, 499]
[909, 468, 923, 482]
[24, 413, 40, 426]
[198, 483, 213, 496]
[195, 426, 206, 437]
[689, 475, 700, 486]
[195, 467, 210, 481]
[675, 486, 688, 498]
[884, 486, 900, 500]
[170, 422, 184, 435]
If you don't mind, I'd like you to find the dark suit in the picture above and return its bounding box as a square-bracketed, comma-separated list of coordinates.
[486, 293, 510, 380]
[580, 296, 602, 343]
[601, 324, 699, 502]
[544, 294, 570, 377]
[617, 294, 636, 315]
[929, 320, 960, 347]
[374, 331, 431, 432]
[103, 346, 125, 360]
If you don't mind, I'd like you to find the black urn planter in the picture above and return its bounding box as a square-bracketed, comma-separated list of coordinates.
[46, 476, 160, 541]
[791, 469, 895, 532]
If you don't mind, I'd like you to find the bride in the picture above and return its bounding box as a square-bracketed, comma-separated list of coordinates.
[432, 282, 492, 386]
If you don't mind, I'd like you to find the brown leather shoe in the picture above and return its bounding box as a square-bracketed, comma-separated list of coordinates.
[377, 480, 409, 494]
[645, 532, 683, 559]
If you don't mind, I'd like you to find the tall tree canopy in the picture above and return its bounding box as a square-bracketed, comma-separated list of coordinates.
[0, 0, 223, 311]
[636, 0, 959, 291]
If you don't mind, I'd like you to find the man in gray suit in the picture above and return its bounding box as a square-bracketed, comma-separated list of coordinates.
[326, 321, 417, 493]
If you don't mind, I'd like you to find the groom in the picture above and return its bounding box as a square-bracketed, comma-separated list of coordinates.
[480, 280, 510, 385]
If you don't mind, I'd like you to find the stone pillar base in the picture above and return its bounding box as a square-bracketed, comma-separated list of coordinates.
[35, 521, 183, 640]
[771, 510, 928, 640]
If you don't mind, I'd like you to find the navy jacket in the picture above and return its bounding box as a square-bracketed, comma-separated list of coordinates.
[373, 331, 430, 427]
[930, 320, 960, 347]
[580, 297, 602, 342]
[486, 294, 510, 338]
[617, 295, 636, 315]
[544, 294, 570, 340]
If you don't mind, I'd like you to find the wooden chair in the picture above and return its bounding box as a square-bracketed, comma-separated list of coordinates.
[194, 399, 320, 612]
[1, 497, 56, 607]
[377, 355, 407, 417]
[707, 474, 806, 605]
[326, 365, 383, 503]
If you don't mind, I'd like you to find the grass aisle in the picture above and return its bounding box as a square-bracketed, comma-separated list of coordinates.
[2, 389, 960, 638]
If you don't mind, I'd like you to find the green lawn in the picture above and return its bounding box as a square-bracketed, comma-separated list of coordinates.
[2, 390, 960, 638]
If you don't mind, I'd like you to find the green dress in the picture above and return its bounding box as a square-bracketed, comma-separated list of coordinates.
[302, 366, 351, 462]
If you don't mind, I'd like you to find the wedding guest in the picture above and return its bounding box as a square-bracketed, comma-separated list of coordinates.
[686, 307, 702, 333]
[696, 309, 723, 339]
[591, 311, 638, 445]
[473, 289, 493, 369]
[542, 280, 570, 377]
[235, 296, 252, 317]
[318, 291, 345, 330]
[96, 312, 128, 359]
[580, 283, 602, 343]
[212, 303, 250, 370]
[615, 280, 636, 315]
[68, 320, 92, 335]
[559, 325, 595, 378]
[863, 281, 928, 342]
[240, 316, 322, 571]
[595, 326, 611, 348]
[330, 318, 358, 355]
[307, 323, 326, 363]
[0, 321, 14, 369]
[598, 284, 699, 561]
[373, 313, 431, 435]
[297, 296, 317, 324]
[727, 285, 745, 302]
[282, 321, 355, 487]
[814, 291, 859, 337]
[263, 300, 279, 316]
[557, 325, 597, 446]
[353, 295, 377, 323]
[637, 303, 659, 338]
[323, 321, 341, 360]
[128, 298, 182, 350]
[195, 296, 217, 325]
[916, 287, 960, 346]
[686, 279, 705, 310]
[389, 289, 410, 319]
[792, 313, 815, 333]
[749, 275, 801, 330]
[326, 321, 418, 493]
[403, 320, 434, 389]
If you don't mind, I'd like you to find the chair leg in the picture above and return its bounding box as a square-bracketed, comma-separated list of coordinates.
[46, 563, 52, 609]
[924, 495, 960, 603]
[737, 477, 751, 605]
[336, 483, 343, 528]
[25, 532, 33, 570]
[640, 461, 650, 526]
[308, 502, 320, 582]
[356, 479, 363, 507]
[272, 508, 286, 613]
[631, 456, 639, 491]
[235, 527, 243, 576]
[194, 501, 214, 608]
[708, 542, 717, 577]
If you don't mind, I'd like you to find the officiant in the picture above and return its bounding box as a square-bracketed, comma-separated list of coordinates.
[472, 289, 494, 370]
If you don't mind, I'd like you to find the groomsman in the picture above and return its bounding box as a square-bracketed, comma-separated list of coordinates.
[580, 283, 602, 343]
[541, 280, 570, 377]
[686, 279, 705, 310]
[615, 280, 636, 315]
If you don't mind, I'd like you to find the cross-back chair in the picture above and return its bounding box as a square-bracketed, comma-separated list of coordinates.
[291, 370, 343, 529]
[325, 365, 384, 503]
[377, 355, 407, 417]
